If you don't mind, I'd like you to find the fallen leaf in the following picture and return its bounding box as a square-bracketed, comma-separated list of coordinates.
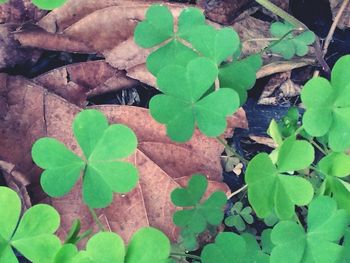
[0, 0, 44, 23]
[33, 60, 139, 106]
[0, 75, 246, 243]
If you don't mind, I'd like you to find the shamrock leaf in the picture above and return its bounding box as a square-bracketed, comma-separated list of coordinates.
[150, 57, 239, 142]
[32, 109, 139, 208]
[32, 0, 67, 10]
[301, 55, 350, 152]
[241, 233, 270, 263]
[224, 202, 254, 231]
[219, 54, 263, 105]
[201, 232, 246, 263]
[54, 244, 78, 263]
[0, 186, 61, 263]
[135, 6, 206, 76]
[270, 22, 315, 59]
[245, 136, 314, 219]
[270, 196, 350, 263]
[188, 25, 240, 65]
[73, 227, 171, 263]
[171, 174, 227, 244]
[318, 152, 350, 212]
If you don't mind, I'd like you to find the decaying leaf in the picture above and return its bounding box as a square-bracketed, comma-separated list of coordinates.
[0, 75, 247, 243]
[0, 0, 44, 23]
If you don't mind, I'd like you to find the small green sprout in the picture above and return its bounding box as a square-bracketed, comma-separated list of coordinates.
[32, 109, 139, 208]
[269, 21, 315, 59]
[0, 187, 61, 263]
[200, 232, 246, 263]
[224, 202, 254, 231]
[301, 55, 350, 152]
[171, 174, 227, 249]
[245, 136, 315, 219]
[270, 196, 350, 263]
[150, 57, 239, 142]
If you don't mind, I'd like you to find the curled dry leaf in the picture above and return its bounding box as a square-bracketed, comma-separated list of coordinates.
[0, 75, 246, 243]
[33, 60, 139, 106]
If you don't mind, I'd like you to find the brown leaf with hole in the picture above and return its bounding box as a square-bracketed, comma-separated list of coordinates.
[0, 76, 246, 243]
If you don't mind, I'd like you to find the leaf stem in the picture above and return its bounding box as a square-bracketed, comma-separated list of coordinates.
[227, 184, 248, 200]
[170, 252, 202, 261]
[309, 139, 327, 155]
[88, 207, 106, 232]
[255, 0, 307, 30]
[216, 137, 248, 165]
[294, 213, 302, 226]
[214, 78, 220, 91]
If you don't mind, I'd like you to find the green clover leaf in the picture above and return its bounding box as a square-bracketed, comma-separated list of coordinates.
[32, 0, 67, 10]
[318, 152, 350, 212]
[201, 232, 246, 263]
[171, 174, 227, 238]
[135, 6, 206, 76]
[301, 55, 350, 152]
[54, 244, 78, 263]
[150, 57, 239, 142]
[224, 202, 254, 231]
[245, 136, 315, 219]
[270, 22, 315, 59]
[219, 54, 263, 105]
[72, 227, 170, 263]
[32, 109, 139, 208]
[270, 196, 350, 263]
[0, 187, 61, 263]
[188, 25, 240, 65]
[241, 233, 270, 263]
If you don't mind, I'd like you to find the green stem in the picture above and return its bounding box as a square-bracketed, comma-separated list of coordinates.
[310, 139, 327, 155]
[255, 0, 307, 29]
[216, 137, 248, 165]
[88, 207, 106, 232]
[262, 29, 303, 54]
[294, 213, 302, 226]
[170, 252, 202, 261]
[294, 126, 304, 136]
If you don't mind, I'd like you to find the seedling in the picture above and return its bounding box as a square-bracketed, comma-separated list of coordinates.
[171, 175, 227, 250]
[225, 201, 254, 231]
[32, 109, 139, 208]
[269, 22, 315, 59]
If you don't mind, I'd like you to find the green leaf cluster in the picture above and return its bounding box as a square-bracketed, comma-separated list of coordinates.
[224, 201, 254, 231]
[245, 136, 315, 219]
[59, 227, 171, 263]
[171, 174, 227, 250]
[32, 109, 138, 208]
[0, 187, 61, 263]
[135, 5, 262, 142]
[269, 22, 315, 59]
[270, 196, 350, 263]
[301, 55, 350, 152]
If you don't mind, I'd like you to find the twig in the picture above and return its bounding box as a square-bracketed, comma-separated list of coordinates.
[323, 0, 350, 55]
[255, 0, 307, 29]
[216, 137, 248, 165]
[227, 185, 248, 200]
